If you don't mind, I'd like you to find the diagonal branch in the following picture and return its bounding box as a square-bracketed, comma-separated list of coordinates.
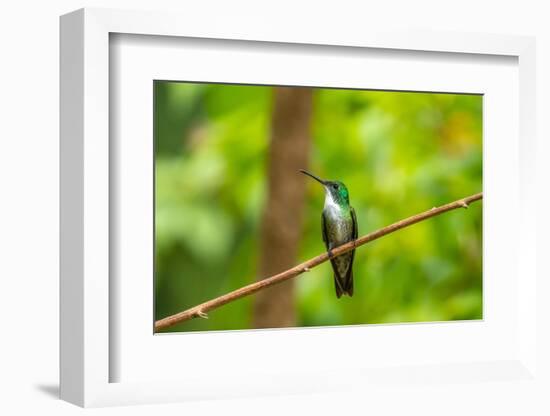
[155, 192, 482, 331]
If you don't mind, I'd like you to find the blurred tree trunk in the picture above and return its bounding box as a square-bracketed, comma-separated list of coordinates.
[253, 87, 313, 328]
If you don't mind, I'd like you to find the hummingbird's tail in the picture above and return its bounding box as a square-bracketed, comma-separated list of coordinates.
[335, 280, 344, 298]
[334, 270, 354, 298]
[345, 273, 354, 297]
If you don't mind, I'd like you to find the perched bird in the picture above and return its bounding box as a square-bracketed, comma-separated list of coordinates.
[300, 170, 357, 298]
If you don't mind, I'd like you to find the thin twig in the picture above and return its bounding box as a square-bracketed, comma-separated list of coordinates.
[155, 192, 482, 331]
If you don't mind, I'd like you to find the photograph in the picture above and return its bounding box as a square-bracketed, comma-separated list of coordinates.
[153, 81, 483, 333]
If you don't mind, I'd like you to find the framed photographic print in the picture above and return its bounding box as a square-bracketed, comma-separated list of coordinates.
[152, 82, 483, 335]
[60, 7, 538, 408]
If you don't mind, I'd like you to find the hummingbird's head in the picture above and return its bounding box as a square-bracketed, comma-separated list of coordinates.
[324, 180, 350, 206]
[299, 170, 350, 206]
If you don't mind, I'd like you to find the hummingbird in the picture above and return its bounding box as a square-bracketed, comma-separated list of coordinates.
[300, 170, 357, 298]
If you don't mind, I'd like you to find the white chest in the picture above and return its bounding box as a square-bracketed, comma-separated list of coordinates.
[324, 194, 342, 218]
[323, 193, 350, 244]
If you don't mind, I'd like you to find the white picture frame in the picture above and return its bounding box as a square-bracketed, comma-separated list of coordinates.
[60, 7, 537, 408]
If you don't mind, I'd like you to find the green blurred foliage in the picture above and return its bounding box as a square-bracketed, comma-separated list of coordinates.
[154, 81, 482, 332]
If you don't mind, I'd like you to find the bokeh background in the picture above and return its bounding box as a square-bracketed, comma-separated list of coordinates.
[154, 81, 482, 333]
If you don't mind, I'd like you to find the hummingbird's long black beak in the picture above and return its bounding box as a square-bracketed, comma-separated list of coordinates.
[299, 169, 326, 185]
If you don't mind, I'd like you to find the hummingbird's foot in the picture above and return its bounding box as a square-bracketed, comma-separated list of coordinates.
[196, 310, 209, 319]
[327, 249, 334, 259]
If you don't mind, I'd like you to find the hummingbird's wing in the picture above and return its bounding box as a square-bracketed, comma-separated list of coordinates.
[351, 206, 358, 240]
[322, 211, 346, 298]
[343, 206, 358, 296]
